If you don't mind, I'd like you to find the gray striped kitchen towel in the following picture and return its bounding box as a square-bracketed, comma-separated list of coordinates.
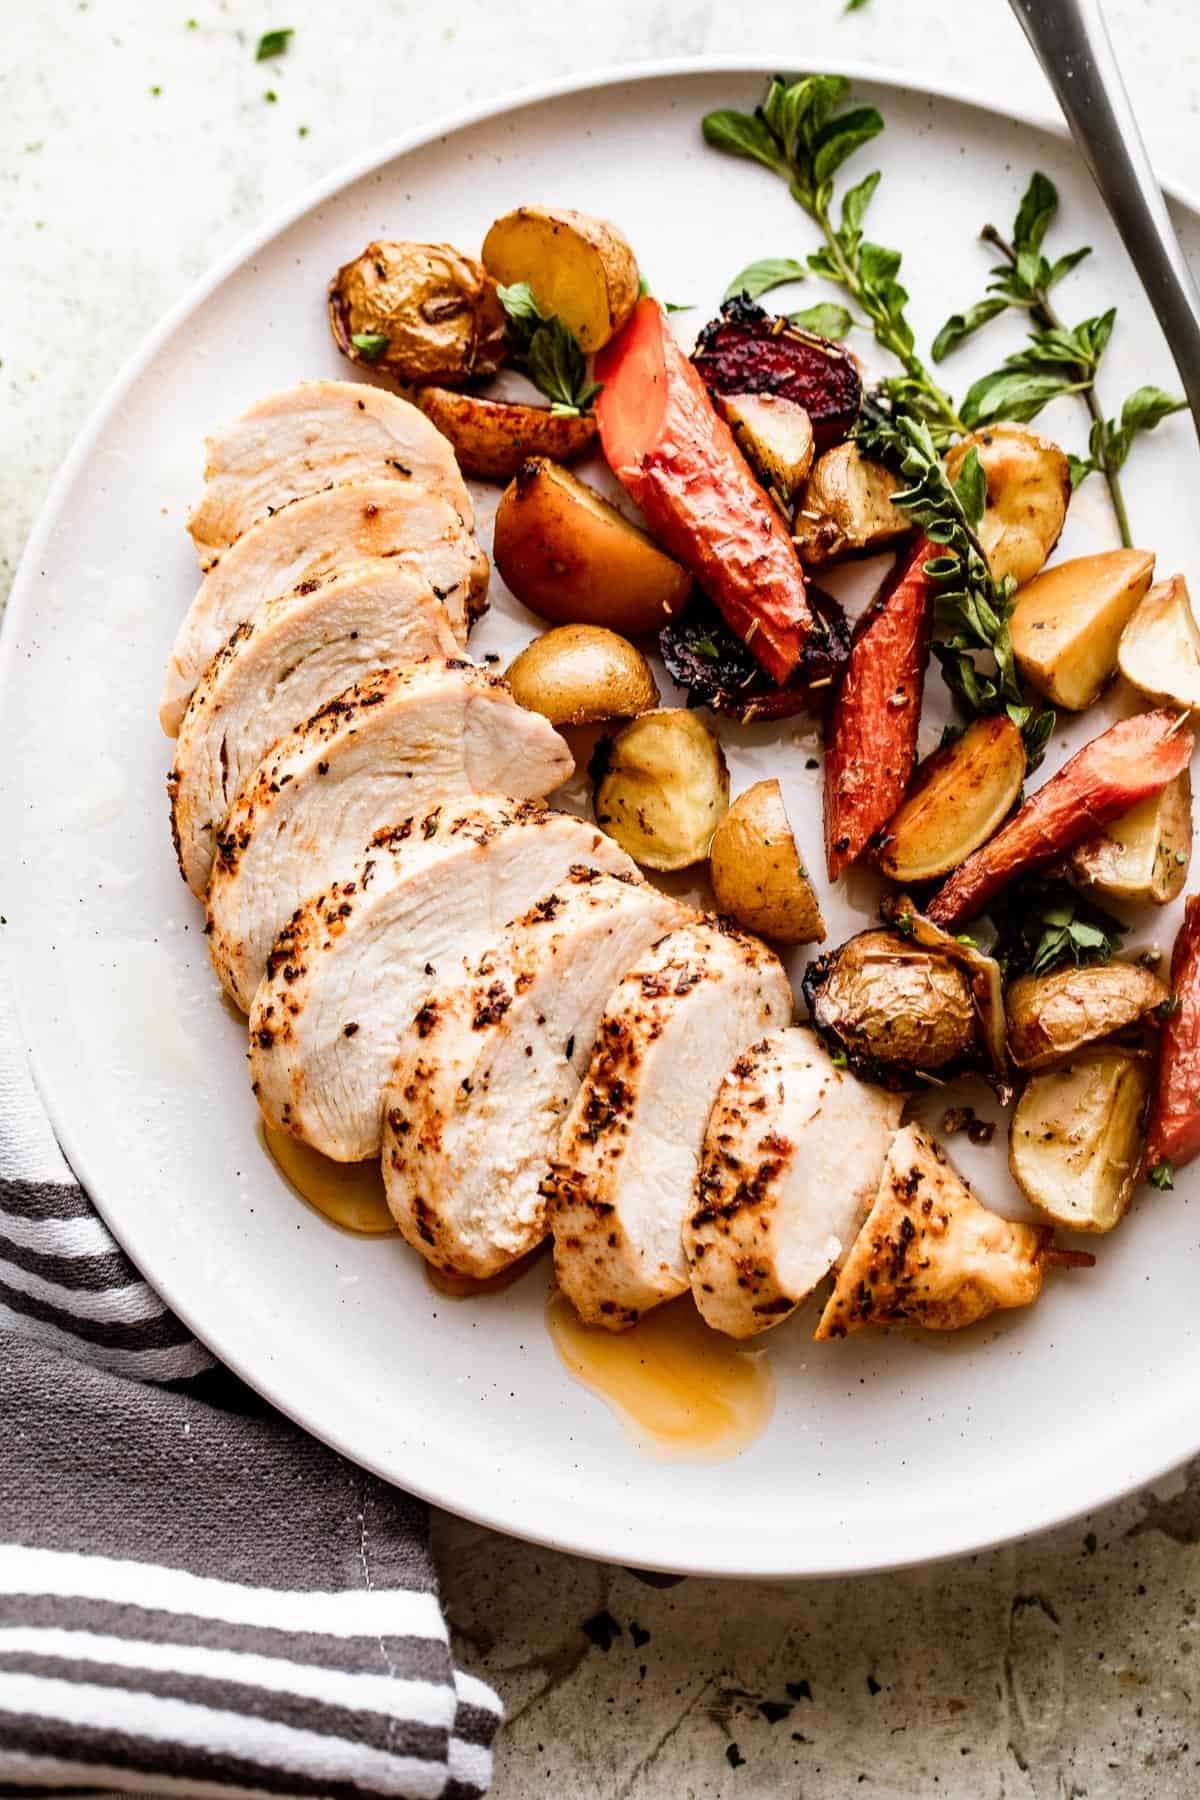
[0, 966, 503, 1797]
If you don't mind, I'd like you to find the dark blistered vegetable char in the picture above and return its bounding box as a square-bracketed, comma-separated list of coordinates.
[691, 298, 863, 453]
[659, 591, 849, 724]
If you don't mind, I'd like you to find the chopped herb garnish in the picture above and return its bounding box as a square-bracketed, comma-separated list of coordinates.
[726, 1744, 747, 1769]
[496, 281, 600, 416]
[350, 331, 389, 361]
[256, 27, 293, 59]
[691, 633, 721, 660]
[989, 879, 1125, 978]
[264, 88, 278, 102]
[830, 1046, 849, 1069]
[1149, 1160, 1175, 1191]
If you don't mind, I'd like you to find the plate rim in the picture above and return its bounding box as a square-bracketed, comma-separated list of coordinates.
[4, 54, 1199, 1579]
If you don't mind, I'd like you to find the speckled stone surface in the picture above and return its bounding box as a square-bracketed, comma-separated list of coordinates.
[5, 4, 1200, 1794]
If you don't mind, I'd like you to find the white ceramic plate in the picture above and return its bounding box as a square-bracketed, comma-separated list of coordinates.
[4, 61, 1200, 1578]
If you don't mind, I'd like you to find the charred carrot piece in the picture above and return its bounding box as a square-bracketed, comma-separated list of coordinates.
[823, 537, 935, 880]
[595, 297, 814, 685]
[1144, 896, 1200, 1181]
[927, 709, 1194, 928]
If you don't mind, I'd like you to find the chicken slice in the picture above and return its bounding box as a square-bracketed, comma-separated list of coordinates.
[815, 1123, 1068, 1338]
[170, 562, 458, 895]
[685, 1027, 902, 1339]
[187, 379, 474, 564]
[250, 799, 637, 1161]
[550, 920, 793, 1329]
[382, 869, 691, 1279]
[206, 661, 573, 1009]
[161, 481, 488, 735]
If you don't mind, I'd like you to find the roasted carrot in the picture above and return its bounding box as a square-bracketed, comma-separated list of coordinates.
[823, 536, 935, 880]
[595, 296, 815, 685]
[926, 709, 1194, 928]
[1144, 896, 1200, 1182]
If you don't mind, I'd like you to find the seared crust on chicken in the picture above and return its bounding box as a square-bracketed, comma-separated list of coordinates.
[187, 379, 474, 564]
[550, 920, 792, 1328]
[161, 481, 488, 735]
[249, 798, 636, 1161]
[170, 562, 458, 895]
[382, 869, 691, 1279]
[206, 661, 574, 1009]
[685, 1027, 902, 1338]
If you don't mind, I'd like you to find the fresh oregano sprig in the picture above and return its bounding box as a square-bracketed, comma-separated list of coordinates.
[703, 73, 967, 444]
[496, 282, 601, 416]
[987, 878, 1127, 979]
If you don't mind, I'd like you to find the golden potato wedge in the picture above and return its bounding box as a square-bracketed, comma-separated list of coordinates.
[1011, 547, 1155, 710]
[492, 457, 691, 633]
[709, 778, 825, 944]
[481, 206, 640, 353]
[411, 387, 595, 482]
[792, 442, 908, 563]
[714, 394, 815, 509]
[1005, 962, 1167, 1071]
[1118, 573, 1200, 709]
[1067, 770, 1193, 905]
[1009, 1047, 1151, 1231]
[876, 715, 1026, 883]
[505, 625, 658, 726]
[593, 709, 729, 870]
[945, 423, 1070, 587]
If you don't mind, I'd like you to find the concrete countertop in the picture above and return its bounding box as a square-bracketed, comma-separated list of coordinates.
[4, 4, 1200, 1794]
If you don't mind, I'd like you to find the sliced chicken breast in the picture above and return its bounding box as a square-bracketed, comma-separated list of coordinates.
[250, 799, 637, 1162]
[206, 661, 574, 1010]
[161, 482, 487, 735]
[550, 920, 793, 1329]
[685, 1026, 902, 1339]
[382, 869, 691, 1279]
[170, 562, 458, 896]
[187, 380, 474, 565]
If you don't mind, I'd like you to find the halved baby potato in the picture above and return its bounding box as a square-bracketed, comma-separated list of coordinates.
[715, 393, 815, 509]
[493, 458, 691, 633]
[412, 388, 595, 482]
[708, 778, 825, 944]
[1009, 1047, 1151, 1232]
[1011, 547, 1155, 710]
[1118, 573, 1200, 710]
[593, 708, 729, 870]
[945, 423, 1070, 587]
[481, 206, 640, 352]
[505, 625, 658, 726]
[1005, 961, 1167, 1071]
[1067, 770, 1193, 905]
[876, 715, 1026, 883]
[792, 442, 909, 563]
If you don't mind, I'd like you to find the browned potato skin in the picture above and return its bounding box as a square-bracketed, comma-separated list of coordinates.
[1067, 770, 1193, 906]
[1005, 962, 1167, 1071]
[493, 458, 691, 633]
[593, 709, 729, 871]
[709, 779, 825, 944]
[792, 443, 908, 563]
[1011, 548, 1155, 710]
[945, 423, 1070, 587]
[482, 207, 640, 353]
[328, 240, 507, 385]
[411, 389, 595, 482]
[505, 625, 658, 726]
[876, 715, 1026, 883]
[1009, 1047, 1151, 1232]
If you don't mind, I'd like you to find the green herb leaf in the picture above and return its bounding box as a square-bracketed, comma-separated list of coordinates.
[1149, 1159, 1175, 1191]
[811, 105, 884, 188]
[701, 108, 785, 173]
[838, 169, 881, 256]
[959, 367, 1080, 427]
[1067, 453, 1094, 488]
[1012, 170, 1058, 257]
[788, 301, 854, 337]
[722, 257, 808, 302]
[498, 284, 600, 414]
[989, 879, 1126, 979]
[663, 300, 694, 313]
[350, 332, 389, 362]
[255, 27, 293, 59]
[931, 296, 1009, 362]
[950, 446, 986, 527]
[1104, 384, 1189, 471]
[691, 634, 720, 660]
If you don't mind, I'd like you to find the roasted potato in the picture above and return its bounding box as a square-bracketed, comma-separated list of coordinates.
[505, 625, 658, 726]
[792, 442, 909, 564]
[1118, 573, 1200, 710]
[481, 206, 639, 353]
[692, 298, 862, 453]
[1010, 1048, 1151, 1232]
[492, 458, 690, 633]
[944, 423, 1070, 587]
[412, 388, 594, 482]
[927, 709, 1195, 928]
[876, 715, 1025, 883]
[709, 779, 825, 944]
[1011, 547, 1155, 711]
[1144, 896, 1200, 1181]
[1005, 962, 1167, 1071]
[715, 393, 815, 508]
[1067, 771, 1192, 906]
[592, 709, 729, 870]
[328, 239, 506, 385]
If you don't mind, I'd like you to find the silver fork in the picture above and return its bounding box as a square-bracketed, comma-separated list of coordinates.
[1010, 0, 1200, 434]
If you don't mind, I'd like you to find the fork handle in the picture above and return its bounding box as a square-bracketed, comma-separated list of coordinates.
[1010, 0, 1200, 424]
